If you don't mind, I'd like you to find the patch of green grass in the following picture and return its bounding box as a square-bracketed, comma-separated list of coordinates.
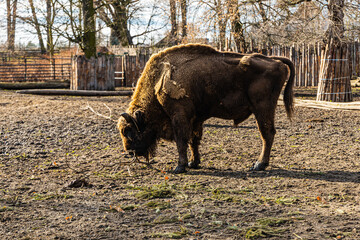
[153, 215, 179, 224]
[145, 200, 171, 210]
[287, 211, 305, 216]
[245, 226, 285, 239]
[121, 204, 139, 211]
[136, 183, 176, 199]
[211, 188, 235, 202]
[182, 182, 206, 191]
[244, 217, 303, 239]
[150, 226, 188, 239]
[256, 217, 292, 227]
[32, 193, 73, 201]
[275, 196, 299, 205]
[11, 153, 28, 160]
[228, 217, 302, 239]
[232, 187, 254, 194]
[245, 218, 289, 239]
[179, 213, 194, 221]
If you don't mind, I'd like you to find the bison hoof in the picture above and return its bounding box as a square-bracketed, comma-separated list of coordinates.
[188, 161, 201, 169]
[250, 162, 269, 171]
[173, 165, 187, 174]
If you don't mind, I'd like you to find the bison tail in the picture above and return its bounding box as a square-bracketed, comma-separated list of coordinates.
[273, 57, 295, 120]
[283, 58, 295, 120]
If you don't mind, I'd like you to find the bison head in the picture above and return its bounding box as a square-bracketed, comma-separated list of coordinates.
[117, 110, 156, 159]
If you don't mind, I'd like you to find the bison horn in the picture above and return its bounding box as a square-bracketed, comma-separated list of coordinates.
[120, 113, 140, 132]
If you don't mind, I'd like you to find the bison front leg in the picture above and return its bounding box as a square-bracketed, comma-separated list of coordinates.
[251, 112, 276, 171]
[188, 122, 203, 169]
[171, 114, 192, 174]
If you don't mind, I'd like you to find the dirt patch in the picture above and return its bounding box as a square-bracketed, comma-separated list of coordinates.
[1, 88, 360, 239]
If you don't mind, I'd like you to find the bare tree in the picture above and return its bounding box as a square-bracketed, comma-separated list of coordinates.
[180, 0, 187, 39]
[17, 0, 59, 55]
[97, 0, 133, 46]
[228, 0, 246, 52]
[6, 0, 18, 52]
[216, 0, 228, 50]
[195, 0, 229, 49]
[169, 0, 178, 43]
[82, 0, 96, 58]
[97, 0, 165, 46]
[46, 0, 55, 55]
[325, 0, 344, 45]
[28, 0, 46, 53]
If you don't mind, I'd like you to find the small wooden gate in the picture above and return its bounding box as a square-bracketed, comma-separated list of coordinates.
[113, 54, 150, 87]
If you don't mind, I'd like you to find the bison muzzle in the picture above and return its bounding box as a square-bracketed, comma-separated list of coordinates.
[118, 44, 294, 173]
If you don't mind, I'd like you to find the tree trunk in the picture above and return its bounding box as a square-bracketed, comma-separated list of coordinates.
[82, 0, 96, 59]
[46, 0, 54, 56]
[216, 0, 226, 50]
[317, 0, 352, 102]
[228, 0, 246, 52]
[169, 0, 178, 43]
[325, 0, 345, 46]
[180, 0, 187, 39]
[6, 0, 17, 52]
[28, 0, 46, 54]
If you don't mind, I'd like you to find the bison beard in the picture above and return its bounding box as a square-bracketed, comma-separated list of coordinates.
[118, 44, 294, 173]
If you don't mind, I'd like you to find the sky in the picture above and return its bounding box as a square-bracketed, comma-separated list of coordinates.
[0, 0, 170, 48]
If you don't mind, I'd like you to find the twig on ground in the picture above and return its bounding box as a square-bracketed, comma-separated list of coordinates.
[85, 102, 117, 122]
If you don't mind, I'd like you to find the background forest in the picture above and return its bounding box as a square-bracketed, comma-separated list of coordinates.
[1, 0, 360, 55]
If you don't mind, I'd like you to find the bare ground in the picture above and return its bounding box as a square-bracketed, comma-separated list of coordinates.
[1, 88, 360, 240]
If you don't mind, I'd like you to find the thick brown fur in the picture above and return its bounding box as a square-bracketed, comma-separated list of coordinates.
[118, 43, 295, 173]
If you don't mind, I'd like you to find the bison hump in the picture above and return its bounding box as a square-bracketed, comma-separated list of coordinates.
[155, 62, 187, 100]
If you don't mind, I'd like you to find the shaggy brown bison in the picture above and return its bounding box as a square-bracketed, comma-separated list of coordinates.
[118, 44, 294, 173]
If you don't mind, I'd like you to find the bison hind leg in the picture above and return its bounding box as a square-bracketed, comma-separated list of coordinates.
[188, 121, 203, 169]
[250, 161, 269, 171]
[250, 107, 276, 171]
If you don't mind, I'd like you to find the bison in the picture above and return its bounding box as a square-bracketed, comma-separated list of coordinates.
[118, 44, 294, 173]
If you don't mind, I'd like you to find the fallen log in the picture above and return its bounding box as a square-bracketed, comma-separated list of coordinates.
[0, 81, 70, 90]
[16, 89, 133, 96]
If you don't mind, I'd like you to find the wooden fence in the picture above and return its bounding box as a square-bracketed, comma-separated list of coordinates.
[113, 42, 360, 87]
[1, 42, 359, 88]
[256, 42, 360, 87]
[71, 55, 114, 91]
[0, 57, 71, 82]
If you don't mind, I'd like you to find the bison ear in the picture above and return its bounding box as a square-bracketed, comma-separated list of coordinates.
[223, 59, 240, 65]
